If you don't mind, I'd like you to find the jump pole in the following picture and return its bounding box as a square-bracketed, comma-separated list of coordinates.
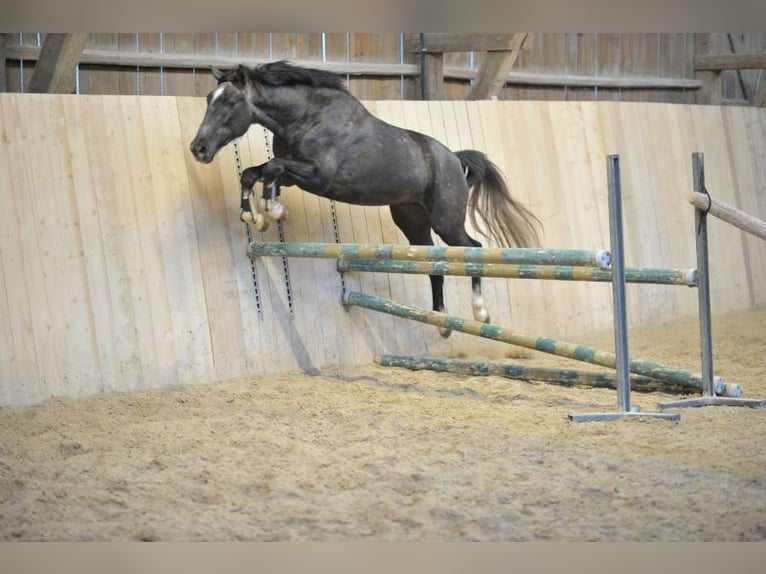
[248, 241, 612, 269]
[341, 290, 735, 397]
[688, 192, 766, 241]
[375, 354, 698, 395]
[337, 259, 697, 286]
[659, 153, 766, 409]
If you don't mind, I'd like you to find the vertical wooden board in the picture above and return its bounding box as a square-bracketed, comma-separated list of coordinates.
[0, 96, 39, 403]
[2, 95, 65, 398]
[135, 34, 162, 95]
[100, 96, 162, 390]
[722, 106, 766, 306]
[39, 95, 104, 397]
[658, 103, 703, 318]
[619, 102, 669, 325]
[80, 34, 120, 95]
[280, 187, 332, 371]
[139, 96, 214, 383]
[238, 126, 307, 373]
[162, 34, 197, 97]
[60, 95, 119, 393]
[116, 34, 139, 95]
[547, 101, 613, 333]
[496, 102, 566, 339]
[175, 96, 250, 382]
[229, 125, 277, 373]
[689, 105, 750, 313]
[117, 96, 182, 388]
[638, 103, 696, 319]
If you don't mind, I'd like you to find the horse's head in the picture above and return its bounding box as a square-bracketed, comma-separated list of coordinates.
[190, 65, 255, 164]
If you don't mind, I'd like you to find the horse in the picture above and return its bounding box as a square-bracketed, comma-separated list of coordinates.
[190, 60, 540, 337]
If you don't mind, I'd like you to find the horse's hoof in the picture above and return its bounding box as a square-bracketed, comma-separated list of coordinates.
[265, 200, 287, 221]
[252, 214, 269, 232]
[473, 308, 490, 323]
[240, 210, 254, 224]
[438, 326, 452, 339]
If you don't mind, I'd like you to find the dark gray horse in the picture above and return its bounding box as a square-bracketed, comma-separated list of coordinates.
[190, 60, 540, 336]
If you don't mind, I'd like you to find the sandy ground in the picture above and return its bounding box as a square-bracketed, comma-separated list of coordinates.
[1, 306, 765, 541]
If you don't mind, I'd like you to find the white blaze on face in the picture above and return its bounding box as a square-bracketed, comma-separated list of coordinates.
[210, 84, 226, 104]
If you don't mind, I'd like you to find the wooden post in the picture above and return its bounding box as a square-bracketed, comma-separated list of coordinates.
[27, 33, 89, 94]
[421, 51, 445, 100]
[689, 192, 766, 241]
[0, 33, 6, 92]
[466, 33, 530, 100]
[694, 33, 722, 105]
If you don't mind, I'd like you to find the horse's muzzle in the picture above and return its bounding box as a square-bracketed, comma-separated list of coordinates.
[190, 139, 214, 164]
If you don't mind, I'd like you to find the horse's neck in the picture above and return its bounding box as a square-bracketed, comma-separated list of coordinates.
[250, 85, 313, 136]
[251, 85, 358, 137]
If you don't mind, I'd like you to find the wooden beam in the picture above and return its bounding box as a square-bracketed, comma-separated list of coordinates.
[466, 33, 529, 100]
[413, 33, 524, 53]
[27, 33, 88, 93]
[3, 43, 702, 92]
[421, 52, 444, 100]
[0, 34, 6, 92]
[694, 33, 722, 105]
[695, 53, 766, 71]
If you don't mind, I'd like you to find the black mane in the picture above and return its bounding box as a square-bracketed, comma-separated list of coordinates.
[244, 60, 346, 91]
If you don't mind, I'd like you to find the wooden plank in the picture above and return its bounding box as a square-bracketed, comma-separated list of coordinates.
[1, 94, 62, 399]
[415, 33, 525, 53]
[60, 95, 119, 395]
[421, 52, 444, 100]
[695, 52, 766, 71]
[0, 34, 6, 92]
[78, 34, 120, 95]
[694, 34, 722, 105]
[139, 96, 213, 382]
[27, 33, 88, 93]
[689, 192, 766, 241]
[0, 95, 34, 403]
[466, 34, 529, 100]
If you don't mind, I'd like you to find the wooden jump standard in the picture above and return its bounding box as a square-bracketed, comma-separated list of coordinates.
[248, 241, 612, 268]
[689, 191, 766, 241]
[375, 354, 697, 395]
[337, 259, 697, 286]
[342, 289, 740, 397]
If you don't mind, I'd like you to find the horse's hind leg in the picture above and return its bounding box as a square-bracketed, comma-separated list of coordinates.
[390, 204, 451, 338]
[429, 210, 491, 325]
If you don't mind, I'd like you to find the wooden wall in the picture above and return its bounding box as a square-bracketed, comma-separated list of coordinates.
[1, 94, 765, 405]
[5, 33, 764, 103]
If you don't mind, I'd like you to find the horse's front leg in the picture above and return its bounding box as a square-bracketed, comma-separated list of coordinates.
[260, 157, 332, 197]
[239, 163, 292, 223]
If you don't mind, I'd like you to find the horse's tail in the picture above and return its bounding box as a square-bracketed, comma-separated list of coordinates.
[456, 149, 541, 248]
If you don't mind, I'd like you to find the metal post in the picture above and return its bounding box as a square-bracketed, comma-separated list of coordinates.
[659, 153, 765, 409]
[570, 155, 680, 422]
[608, 155, 631, 413]
[694, 152, 715, 398]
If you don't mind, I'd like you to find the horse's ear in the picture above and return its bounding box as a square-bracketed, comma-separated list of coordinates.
[236, 64, 249, 84]
[211, 66, 225, 81]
